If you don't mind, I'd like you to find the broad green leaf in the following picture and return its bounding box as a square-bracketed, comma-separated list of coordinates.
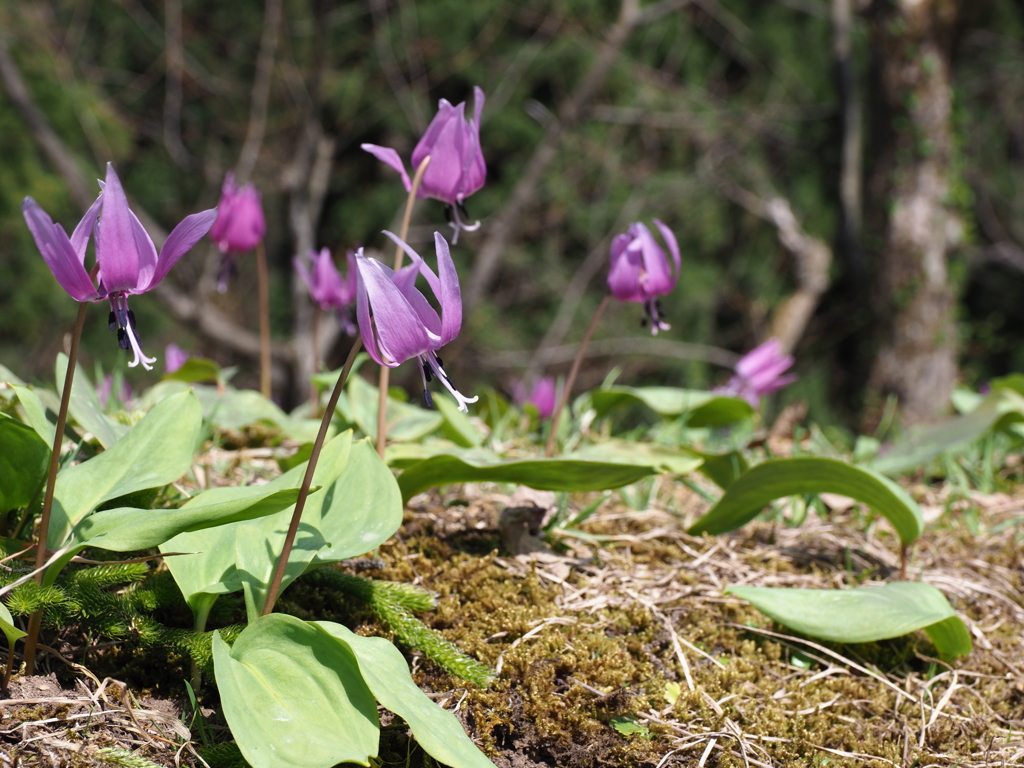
[870, 389, 1024, 476]
[726, 582, 972, 661]
[12, 385, 55, 446]
[695, 450, 748, 490]
[50, 391, 202, 548]
[163, 357, 222, 384]
[213, 615, 379, 768]
[590, 386, 755, 427]
[0, 413, 50, 512]
[396, 445, 678, 503]
[312, 438, 403, 565]
[348, 374, 442, 442]
[0, 601, 27, 649]
[386, 439, 468, 468]
[317, 621, 495, 768]
[434, 392, 485, 447]
[0, 364, 26, 386]
[193, 385, 291, 430]
[55, 354, 129, 448]
[689, 457, 923, 545]
[44, 488, 303, 587]
[569, 439, 703, 475]
[161, 432, 352, 613]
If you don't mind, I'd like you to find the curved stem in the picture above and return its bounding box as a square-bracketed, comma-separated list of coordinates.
[545, 294, 611, 457]
[262, 337, 363, 616]
[256, 241, 272, 398]
[23, 301, 88, 674]
[376, 154, 432, 457]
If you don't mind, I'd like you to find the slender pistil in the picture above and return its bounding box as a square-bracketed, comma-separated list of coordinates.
[376, 155, 432, 458]
[23, 301, 88, 674]
[545, 294, 611, 457]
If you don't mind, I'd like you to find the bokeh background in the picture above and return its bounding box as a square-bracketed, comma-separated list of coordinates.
[2, 0, 1023, 433]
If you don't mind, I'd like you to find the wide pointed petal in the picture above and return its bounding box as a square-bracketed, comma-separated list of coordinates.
[362, 144, 412, 192]
[735, 339, 784, 379]
[148, 208, 217, 289]
[356, 253, 432, 365]
[70, 192, 103, 262]
[22, 198, 100, 301]
[412, 99, 456, 170]
[355, 253, 385, 366]
[607, 244, 644, 302]
[634, 223, 673, 296]
[459, 87, 487, 199]
[433, 232, 462, 345]
[653, 219, 681, 291]
[96, 163, 142, 292]
[417, 104, 466, 203]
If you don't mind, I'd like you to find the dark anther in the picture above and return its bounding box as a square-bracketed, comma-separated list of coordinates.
[457, 199, 470, 219]
[116, 328, 130, 350]
[127, 309, 138, 329]
[422, 388, 435, 409]
[108, 311, 117, 332]
[434, 354, 443, 368]
[424, 367, 433, 383]
[640, 316, 648, 327]
[443, 204, 454, 224]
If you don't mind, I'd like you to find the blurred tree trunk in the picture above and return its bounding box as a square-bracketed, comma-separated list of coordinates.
[865, 0, 962, 427]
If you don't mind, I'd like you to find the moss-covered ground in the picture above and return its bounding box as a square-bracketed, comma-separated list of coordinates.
[3, 458, 1023, 768]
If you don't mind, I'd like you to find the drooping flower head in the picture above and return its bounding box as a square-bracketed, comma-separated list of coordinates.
[511, 376, 558, 420]
[607, 220, 681, 335]
[211, 172, 266, 291]
[714, 338, 797, 406]
[355, 231, 478, 412]
[294, 248, 358, 335]
[22, 163, 217, 370]
[362, 87, 486, 243]
[165, 343, 190, 374]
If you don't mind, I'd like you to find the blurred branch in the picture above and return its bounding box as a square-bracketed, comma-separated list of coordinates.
[0, 31, 293, 365]
[485, 337, 739, 369]
[370, 0, 426, 134]
[163, 0, 195, 169]
[465, 0, 693, 310]
[712, 173, 832, 354]
[0, 34, 93, 210]
[236, 0, 282, 183]
[832, 0, 863, 282]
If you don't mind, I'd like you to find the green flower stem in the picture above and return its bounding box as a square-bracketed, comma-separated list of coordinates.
[261, 336, 364, 616]
[545, 293, 611, 457]
[23, 300, 88, 674]
[376, 154, 432, 458]
[256, 240, 272, 399]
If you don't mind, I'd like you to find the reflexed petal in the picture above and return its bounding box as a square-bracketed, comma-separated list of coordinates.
[148, 208, 217, 289]
[653, 219, 681, 291]
[417, 103, 467, 203]
[361, 144, 412, 192]
[96, 164, 143, 292]
[70, 192, 103, 262]
[412, 99, 456, 171]
[433, 231, 463, 346]
[735, 339, 784, 379]
[355, 255, 383, 366]
[460, 87, 487, 198]
[635, 223, 673, 296]
[609, 233, 632, 268]
[356, 253, 433, 365]
[21, 198, 100, 302]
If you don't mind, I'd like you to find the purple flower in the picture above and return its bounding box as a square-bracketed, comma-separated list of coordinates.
[607, 220, 681, 335]
[511, 377, 558, 419]
[97, 375, 132, 410]
[22, 163, 216, 371]
[362, 87, 486, 243]
[165, 343, 190, 374]
[714, 338, 797, 406]
[210, 173, 266, 292]
[355, 231, 478, 412]
[294, 248, 358, 335]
